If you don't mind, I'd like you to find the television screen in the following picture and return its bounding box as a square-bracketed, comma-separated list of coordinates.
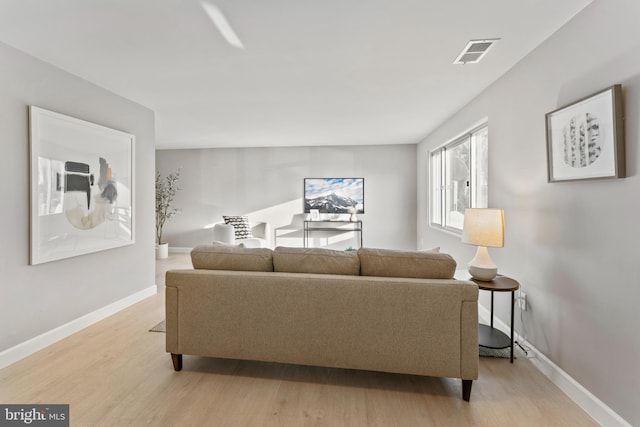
[304, 178, 364, 214]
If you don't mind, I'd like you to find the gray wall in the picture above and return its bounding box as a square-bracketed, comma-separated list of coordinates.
[417, 0, 640, 424]
[156, 145, 417, 250]
[0, 42, 156, 352]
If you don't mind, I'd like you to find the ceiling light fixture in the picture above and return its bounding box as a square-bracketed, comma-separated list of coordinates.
[453, 39, 500, 64]
[201, 1, 244, 49]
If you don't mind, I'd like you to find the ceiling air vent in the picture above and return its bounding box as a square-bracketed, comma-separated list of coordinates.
[453, 39, 500, 64]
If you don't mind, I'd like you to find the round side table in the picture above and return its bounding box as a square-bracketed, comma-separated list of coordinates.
[461, 273, 520, 363]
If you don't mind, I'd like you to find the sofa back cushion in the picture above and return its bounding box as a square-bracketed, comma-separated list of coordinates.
[358, 247, 456, 279]
[191, 244, 273, 272]
[273, 247, 360, 276]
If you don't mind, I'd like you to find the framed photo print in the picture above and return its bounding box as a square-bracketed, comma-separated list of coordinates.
[545, 84, 624, 182]
[29, 106, 135, 264]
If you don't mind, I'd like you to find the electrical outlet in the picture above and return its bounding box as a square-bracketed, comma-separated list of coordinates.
[518, 292, 527, 311]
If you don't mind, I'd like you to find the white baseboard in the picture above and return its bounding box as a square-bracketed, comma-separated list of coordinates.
[478, 304, 631, 427]
[0, 285, 157, 370]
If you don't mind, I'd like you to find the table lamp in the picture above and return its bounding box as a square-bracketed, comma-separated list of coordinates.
[461, 208, 504, 281]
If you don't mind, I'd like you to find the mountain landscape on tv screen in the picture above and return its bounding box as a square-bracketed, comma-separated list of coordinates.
[304, 193, 363, 214]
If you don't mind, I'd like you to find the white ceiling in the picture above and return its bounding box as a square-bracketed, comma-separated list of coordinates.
[0, 0, 591, 149]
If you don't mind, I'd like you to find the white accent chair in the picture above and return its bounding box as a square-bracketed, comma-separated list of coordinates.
[212, 221, 272, 248]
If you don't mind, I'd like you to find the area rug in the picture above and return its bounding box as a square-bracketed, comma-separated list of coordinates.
[479, 346, 513, 358]
[149, 320, 166, 333]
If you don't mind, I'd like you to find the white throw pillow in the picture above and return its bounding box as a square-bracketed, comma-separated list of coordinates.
[223, 215, 253, 240]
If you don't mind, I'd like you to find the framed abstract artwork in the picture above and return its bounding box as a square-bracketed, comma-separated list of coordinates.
[545, 85, 625, 182]
[29, 106, 135, 265]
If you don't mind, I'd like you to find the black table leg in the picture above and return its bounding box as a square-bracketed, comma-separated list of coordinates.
[490, 291, 494, 328]
[510, 290, 515, 363]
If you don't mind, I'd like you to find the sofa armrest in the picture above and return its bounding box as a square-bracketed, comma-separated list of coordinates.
[251, 222, 272, 246]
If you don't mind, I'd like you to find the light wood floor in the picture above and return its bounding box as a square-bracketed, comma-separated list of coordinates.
[0, 254, 597, 426]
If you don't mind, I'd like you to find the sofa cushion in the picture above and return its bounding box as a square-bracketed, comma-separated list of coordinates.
[223, 215, 252, 239]
[211, 240, 246, 248]
[358, 247, 456, 279]
[273, 247, 360, 276]
[191, 244, 273, 272]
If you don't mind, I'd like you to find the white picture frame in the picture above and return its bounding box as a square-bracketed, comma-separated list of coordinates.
[29, 106, 135, 265]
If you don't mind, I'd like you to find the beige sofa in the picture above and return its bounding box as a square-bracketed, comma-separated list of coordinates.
[165, 245, 479, 401]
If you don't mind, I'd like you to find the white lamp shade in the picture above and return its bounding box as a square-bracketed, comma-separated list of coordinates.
[461, 208, 504, 248]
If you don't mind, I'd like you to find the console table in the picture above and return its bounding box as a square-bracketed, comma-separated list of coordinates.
[303, 220, 363, 249]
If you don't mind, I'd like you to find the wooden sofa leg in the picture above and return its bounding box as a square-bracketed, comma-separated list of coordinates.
[171, 353, 183, 371]
[462, 379, 473, 401]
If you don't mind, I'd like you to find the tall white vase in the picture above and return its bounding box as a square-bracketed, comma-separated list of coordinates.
[156, 243, 169, 259]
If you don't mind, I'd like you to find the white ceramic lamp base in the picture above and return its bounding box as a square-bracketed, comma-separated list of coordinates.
[467, 246, 498, 281]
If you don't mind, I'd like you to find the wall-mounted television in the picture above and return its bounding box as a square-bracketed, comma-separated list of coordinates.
[304, 178, 364, 214]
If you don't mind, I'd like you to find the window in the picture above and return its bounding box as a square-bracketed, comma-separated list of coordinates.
[430, 124, 488, 232]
